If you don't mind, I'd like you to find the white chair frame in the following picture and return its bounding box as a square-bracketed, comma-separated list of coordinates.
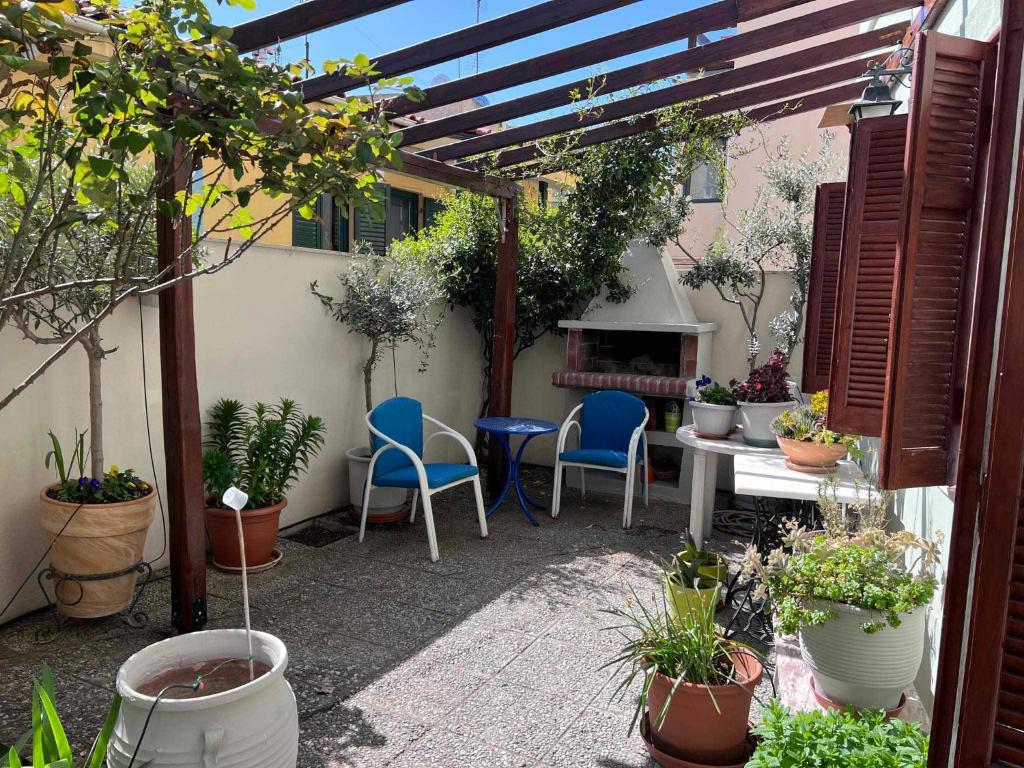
[360, 411, 487, 562]
[550, 403, 649, 528]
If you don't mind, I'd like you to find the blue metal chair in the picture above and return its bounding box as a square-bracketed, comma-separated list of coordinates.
[361, 397, 487, 562]
[551, 390, 649, 528]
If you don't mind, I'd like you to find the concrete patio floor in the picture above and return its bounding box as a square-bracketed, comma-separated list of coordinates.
[0, 467, 767, 767]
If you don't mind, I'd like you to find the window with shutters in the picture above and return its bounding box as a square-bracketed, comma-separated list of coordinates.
[354, 185, 421, 255]
[801, 182, 846, 393]
[827, 114, 908, 437]
[423, 197, 444, 229]
[879, 31, 996, 490]
[291, 195, 349, 252]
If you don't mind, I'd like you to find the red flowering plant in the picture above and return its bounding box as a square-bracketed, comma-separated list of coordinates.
[730, 348, 792, 403]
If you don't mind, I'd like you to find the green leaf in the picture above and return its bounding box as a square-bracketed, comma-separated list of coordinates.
[6, 747, 21, 768]
[36, 687, 71, 765]
[85, 695, 121, 768]
[87, 156, 114, 178]
[149, 131, 173, 157]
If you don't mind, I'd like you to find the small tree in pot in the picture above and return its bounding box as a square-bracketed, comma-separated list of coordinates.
[743, 486, 940, 712]
[312, 244, 441, 521]
[202, 399, 326, 568]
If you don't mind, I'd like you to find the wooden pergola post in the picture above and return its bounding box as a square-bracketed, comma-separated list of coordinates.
[487, 196, 519, 498]
[156, 146, 208, 633]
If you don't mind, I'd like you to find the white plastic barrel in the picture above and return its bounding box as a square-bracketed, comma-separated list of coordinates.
[108, 629, 298, 768]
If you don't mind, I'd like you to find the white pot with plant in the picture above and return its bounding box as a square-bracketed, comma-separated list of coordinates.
[744, 485, 940, 711]
[730, 348, 797, 447]
[312, 244, 441, 522]
[689, 375, 738, 438]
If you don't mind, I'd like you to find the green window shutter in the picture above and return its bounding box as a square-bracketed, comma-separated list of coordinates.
[354, 184, 389, 255]
[292, 196, 323, 249]
[331, 199, 350, 252]
[423, 197, 443, 230]
[389, 188, 419, 240]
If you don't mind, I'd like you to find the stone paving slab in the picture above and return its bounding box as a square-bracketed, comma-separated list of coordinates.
[0, 467, 759, 767]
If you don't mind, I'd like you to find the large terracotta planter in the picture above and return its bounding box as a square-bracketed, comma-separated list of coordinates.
[205, 498, 285, 568]
[799, 601, 927, 710]
[646, 651, 763, 764]
[737, 401, 796, 447]
[776, 437, 848, 473]
[38, 486, 156, 619]
[689, 402, 737, 438]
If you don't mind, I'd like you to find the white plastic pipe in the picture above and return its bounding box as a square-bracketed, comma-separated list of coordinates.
[222, 486, 254, 682]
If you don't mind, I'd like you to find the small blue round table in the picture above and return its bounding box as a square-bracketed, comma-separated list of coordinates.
[474, 416, 557, 526]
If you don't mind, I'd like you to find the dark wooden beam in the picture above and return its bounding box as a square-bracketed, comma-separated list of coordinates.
[384, 0, 920, 140]
[301, 0, 641, 102]
[424, 24, 903, 162]
[156, 144, 207, 634]
[486, 197, 519, 498]
[392, 150, 517, 198]
[391, 0, 743, 126]
[477, 70, 869, 171]
[232, 0, 411, 54]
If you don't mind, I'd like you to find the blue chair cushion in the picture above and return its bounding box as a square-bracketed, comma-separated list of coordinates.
[370, 397, 424, 478]
[558, 448, 640, 469]
[580, 391, 647, 454]
[375, 463, 479, 489]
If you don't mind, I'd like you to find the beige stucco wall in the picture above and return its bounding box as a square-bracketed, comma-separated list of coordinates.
[0, 241, 485, 624]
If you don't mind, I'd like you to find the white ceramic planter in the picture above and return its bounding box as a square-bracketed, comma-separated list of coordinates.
[346, 446, 408, 517]
[690, 402, 738, 438]
[737, 400, 796, 447]
[108, 629, 298, 768]
[799, 601, 927, 710]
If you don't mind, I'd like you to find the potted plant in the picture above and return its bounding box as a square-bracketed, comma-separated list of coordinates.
[202, 398, 326, 569]
[663, 400, 683, 432]
[730, 348, 796, 447]
[771, 390, 862, 473]
[744, 486, 940, 711]
[38, 430, 156, 618]
[662, 536, 728, 622]
[689, 375, 738, 438]
[604, 588, 762, 765]
[748, 700, 929, 767]
[312, 244, 441, 522]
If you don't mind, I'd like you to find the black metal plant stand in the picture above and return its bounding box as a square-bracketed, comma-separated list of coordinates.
[34, 560, 154, 643]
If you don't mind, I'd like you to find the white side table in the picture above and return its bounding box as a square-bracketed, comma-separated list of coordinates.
[733, 454, 867, 504]
[675, 425, 781, 546]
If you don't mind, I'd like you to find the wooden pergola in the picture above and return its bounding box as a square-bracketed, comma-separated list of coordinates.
[159, 0, 920, 631]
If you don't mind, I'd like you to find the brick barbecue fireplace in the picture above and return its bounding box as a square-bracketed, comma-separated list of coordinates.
[552, 242, 716, 503]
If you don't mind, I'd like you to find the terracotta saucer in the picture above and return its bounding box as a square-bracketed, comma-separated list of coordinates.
[639, 715, 754, 768]
[783, 459, 837, 474]
[810, 676, 907, 719]
[213, 547, 283, 574]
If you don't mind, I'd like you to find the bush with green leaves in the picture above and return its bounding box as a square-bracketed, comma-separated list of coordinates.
[202, 398, 326, 509]
[311, 243, 441, 414]
[1, 666, 120, 768]
[748, 699, 929, 768]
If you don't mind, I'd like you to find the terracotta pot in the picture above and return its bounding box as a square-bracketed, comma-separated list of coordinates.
[38, 486, 157, 619]
[205, 498, 286, 568]
[646, 651, 763, 764]
[776, 437, 848, 473]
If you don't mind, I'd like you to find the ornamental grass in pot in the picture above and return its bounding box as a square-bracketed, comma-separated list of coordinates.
[743, 486, 940, 711]
[39, 430, 156, 618]
[688, 376, 737, 439]
[202, 398, 326, 568]
[770, 390, 862, 473]
[729, 349, 796, 447]
[603, 585, 763, 764]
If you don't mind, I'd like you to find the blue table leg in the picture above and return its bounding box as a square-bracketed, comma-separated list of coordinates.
[485, 434, 514, 518]
[514, 436, 546, 511]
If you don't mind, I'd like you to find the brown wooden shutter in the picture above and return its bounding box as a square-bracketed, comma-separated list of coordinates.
[878, 31, 996, 490]
[802, 182, 846, 393]
[827, 114, 908, 437]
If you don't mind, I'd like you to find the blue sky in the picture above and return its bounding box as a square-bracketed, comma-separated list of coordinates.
[210, 0, 729, 124]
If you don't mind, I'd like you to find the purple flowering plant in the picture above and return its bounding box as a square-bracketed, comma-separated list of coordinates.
[730, 349, 792, 404]
[692, 375, 738, 406]
[45, 429, 150, 504]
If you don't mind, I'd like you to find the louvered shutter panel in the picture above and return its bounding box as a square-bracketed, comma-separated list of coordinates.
[354, 185, 389, 255]
[332, 199, 350, 252]
[291, 196, 323, 249]
[878, 32, 996, 490]
[995, 483, 1024, 768]
[827, 114, 908, 437]
[801, 182, 846, 393]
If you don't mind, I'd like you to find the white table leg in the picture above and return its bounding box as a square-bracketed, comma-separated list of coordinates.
[690, 449, 708, 546]
[702, 452, 719, 543]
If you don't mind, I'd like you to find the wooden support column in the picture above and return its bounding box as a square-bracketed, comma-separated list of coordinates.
[156, 146, 208, 633]
[487, 196, 519, 498]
